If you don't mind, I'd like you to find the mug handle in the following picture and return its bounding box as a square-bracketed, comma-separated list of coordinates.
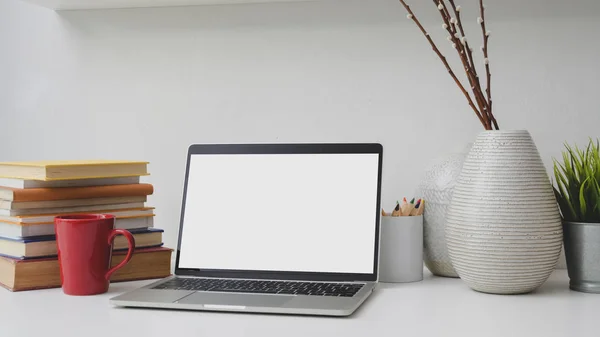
[105, 229, 136, 281]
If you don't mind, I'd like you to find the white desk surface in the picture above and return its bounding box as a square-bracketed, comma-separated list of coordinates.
[0, 269, 596, 337]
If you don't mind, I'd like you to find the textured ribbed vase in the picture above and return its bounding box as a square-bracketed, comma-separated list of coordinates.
[418, 150, 468, 278]
[445, 130, 563, 294]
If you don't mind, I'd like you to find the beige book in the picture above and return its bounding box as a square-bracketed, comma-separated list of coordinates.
[0, 196, 147, 210]
[0, 202, 146, 217]
[0, 207, 154, 225]
[0, 228, 163, 259]
[0, 176, 140, 189]
[0, 160, 148, 181]
[0, 214, 154, 238]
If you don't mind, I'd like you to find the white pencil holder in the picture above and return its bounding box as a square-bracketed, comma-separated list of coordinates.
[379, 215, 423, 283]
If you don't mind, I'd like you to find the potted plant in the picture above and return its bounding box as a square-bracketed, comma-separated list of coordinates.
[553, 139, 600, 293]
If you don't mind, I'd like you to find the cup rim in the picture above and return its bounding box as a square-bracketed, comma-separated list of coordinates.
[55, 214, 115, 222]
[381, 215, 423, 220]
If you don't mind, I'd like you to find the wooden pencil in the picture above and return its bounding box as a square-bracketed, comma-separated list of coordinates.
[391, 201, 402, 217]
[417, 199, 425, 215]
[400, 197, 410, 216]
[403, 202, 416, 216]
[408, 199, 420, 216]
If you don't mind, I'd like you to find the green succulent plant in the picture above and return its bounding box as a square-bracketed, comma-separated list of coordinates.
[553, 138, 600, 223]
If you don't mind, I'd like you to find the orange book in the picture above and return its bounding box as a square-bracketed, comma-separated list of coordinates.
[0, 183, 153, 202]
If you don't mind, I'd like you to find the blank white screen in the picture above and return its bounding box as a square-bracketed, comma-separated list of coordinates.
[178, 153, 379, 274]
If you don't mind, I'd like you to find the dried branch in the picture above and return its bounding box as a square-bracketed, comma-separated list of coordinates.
[436, 1, 490, 129]
[398, 0, 499, 130]
[479, 0, 498, 129]
[398, 0, 487, 128]
[448, 0, 487, 114]
[448, 1, 474, 70]
[438, 0, 455, 33]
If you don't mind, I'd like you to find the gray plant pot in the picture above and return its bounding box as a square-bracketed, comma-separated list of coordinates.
[563, 221, 600, 293]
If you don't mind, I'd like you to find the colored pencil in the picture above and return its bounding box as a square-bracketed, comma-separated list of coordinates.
[410, 199, 422, 216]
[391, 201, 402, 216]
[417, 199, 425, 215]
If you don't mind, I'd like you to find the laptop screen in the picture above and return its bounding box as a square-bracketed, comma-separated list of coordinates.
[177, 152, 380, 275]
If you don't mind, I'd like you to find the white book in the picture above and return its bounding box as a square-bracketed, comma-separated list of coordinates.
[0, 176, 140, 189]
[0, 215, 154, 238]
[0, 202, 146, 217]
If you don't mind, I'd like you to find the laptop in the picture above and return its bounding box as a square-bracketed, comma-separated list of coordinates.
[110, 143, 383, 317]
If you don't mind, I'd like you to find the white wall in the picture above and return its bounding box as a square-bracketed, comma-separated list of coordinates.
[1, 0, 600, 254]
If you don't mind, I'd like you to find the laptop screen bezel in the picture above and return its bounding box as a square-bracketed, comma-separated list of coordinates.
[174, 143, 383, 282]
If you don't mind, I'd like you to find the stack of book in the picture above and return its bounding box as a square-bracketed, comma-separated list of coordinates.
[0, 160, 172, 291]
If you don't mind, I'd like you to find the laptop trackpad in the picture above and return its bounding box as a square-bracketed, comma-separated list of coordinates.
[177, 292, 292, 308]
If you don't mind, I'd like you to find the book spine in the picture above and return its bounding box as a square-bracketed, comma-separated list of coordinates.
[12, 184, 154, 202]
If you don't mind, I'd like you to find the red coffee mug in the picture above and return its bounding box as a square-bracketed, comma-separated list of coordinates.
[54, 214, 135, 295]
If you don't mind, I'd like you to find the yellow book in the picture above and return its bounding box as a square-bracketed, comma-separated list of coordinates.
[0, 160, 148, 181]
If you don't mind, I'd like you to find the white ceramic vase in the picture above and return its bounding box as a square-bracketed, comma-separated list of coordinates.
[418, 149, 469, 277]
[445, 130, 563, 294]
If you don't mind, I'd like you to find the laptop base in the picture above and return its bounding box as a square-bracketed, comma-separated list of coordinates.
[110, 277, 376, 317]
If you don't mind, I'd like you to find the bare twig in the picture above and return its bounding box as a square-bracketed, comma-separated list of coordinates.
[398, 0, 488, 128]
[448, 1, 475, 71]
[479, 0, 498, 129]
[398, 0, 498, 130]
[438, 0, 455, 33]
[448, 0, 488, 114]
[436, 1, 490, 129]
[399, 1, 487, 128]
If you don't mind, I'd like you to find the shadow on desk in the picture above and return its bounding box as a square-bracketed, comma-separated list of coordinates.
[109, 304, 363, 320]
[375, 269, 576, 297]
[376, 269, 455, 290]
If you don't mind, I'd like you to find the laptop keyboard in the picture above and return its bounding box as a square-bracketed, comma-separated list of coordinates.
[152, 278, 364, 297]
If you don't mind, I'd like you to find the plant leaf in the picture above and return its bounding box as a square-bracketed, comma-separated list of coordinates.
[553, 139, 600, 222]
[554, 160, 577, 221]
[554, 186, 576, 221]
[591, 176, 600, 222]
[579, 177, 590, 219]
